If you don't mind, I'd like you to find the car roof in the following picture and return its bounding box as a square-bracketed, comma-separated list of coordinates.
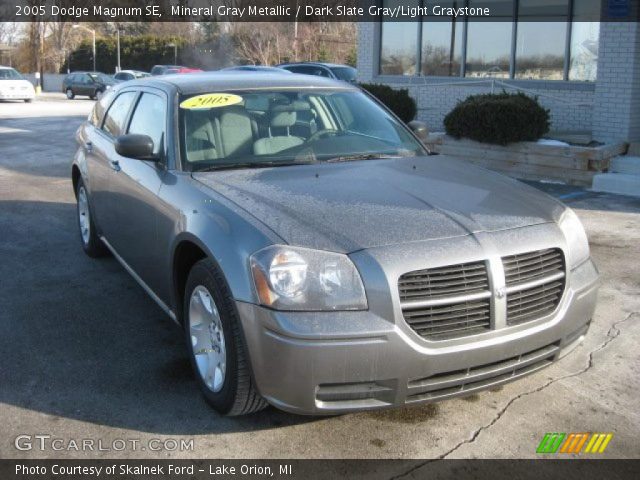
[124, 71, 357, 95]
[279, 62, 354, 69]
[0, 66, 17, 69]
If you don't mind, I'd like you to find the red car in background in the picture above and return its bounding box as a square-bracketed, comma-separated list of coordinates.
[165, 67, 203, 74]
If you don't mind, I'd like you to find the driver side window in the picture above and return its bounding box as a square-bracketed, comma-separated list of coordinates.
[101, 91, 137, 138]
[127, 93, 167, 156]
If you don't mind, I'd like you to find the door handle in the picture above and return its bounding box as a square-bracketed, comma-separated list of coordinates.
[110, 159, 121, 172]
[84, 142, 93, 153]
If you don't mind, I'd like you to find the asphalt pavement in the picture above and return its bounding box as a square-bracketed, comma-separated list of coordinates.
[0, 94, 638, 462]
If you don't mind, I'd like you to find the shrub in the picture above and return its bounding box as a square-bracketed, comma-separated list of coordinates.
[444, 92, 550, 145]
[359, 83, 417, 123]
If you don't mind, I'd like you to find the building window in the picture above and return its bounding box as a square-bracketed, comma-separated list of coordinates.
[515, 0, 569, 80]
[569, 0, 600, 81]
[378, 0, 600, 82]
[421, 1, 464, 76]
[379, 0, 420, 75]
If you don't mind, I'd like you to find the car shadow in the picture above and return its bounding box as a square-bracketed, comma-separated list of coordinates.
[0, 199, 323, 434]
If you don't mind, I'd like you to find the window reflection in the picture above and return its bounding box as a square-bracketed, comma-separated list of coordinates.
[421, 0, 464, 76]
[377, 0, 600, 82]
[379, 0, 419, 75]
[515, 22, 567, 80]
[465, 22, 512, 78]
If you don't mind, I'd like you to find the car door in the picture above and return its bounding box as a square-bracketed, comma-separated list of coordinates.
[80, 89, 117, 227]
[87, 90, 138, 235]
[103, 88, 169, 296]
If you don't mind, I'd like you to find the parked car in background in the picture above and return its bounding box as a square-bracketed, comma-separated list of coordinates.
[62, 72, 116, 100]
[165, 67, 204, 75]
[113, 70, 150, 82]
[221, 66, 292, 74]
[72, 73, 598, 416]
[150, 65, 184, 76]
[0, 66, 36, 102]
[277, 62, 357, 82]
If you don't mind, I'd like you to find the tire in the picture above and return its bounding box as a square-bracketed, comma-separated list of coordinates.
[184, 258, 267, 416]
[66, 88, 75, 100]
[76, 179, 108, 258]
[24, 99, 33, 103]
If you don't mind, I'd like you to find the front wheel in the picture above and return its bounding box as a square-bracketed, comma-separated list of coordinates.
[66, 88, 75, 100]
[184, 259, 267, 416]
[76, 179, 108, 257]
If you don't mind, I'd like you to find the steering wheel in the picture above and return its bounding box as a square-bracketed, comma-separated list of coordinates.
[307, 129, 340, 142]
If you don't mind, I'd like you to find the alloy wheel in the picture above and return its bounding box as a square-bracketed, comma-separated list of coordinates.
[189, 285, 227, 393]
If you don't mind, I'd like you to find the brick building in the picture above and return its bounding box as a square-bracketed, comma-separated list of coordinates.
[357, 2, 640, 144]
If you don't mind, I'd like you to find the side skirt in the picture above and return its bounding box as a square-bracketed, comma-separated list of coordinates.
[100, 236, 180, 326]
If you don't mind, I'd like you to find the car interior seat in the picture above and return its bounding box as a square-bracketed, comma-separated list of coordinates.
[184, 110, 218, 162]
[215, 106, 255, 158]
[253, 101, 308, 155]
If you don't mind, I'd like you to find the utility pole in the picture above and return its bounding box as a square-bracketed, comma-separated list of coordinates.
[116, 29, 121, 72]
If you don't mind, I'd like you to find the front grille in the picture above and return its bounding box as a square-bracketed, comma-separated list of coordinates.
[399, 261, 491, 340]
[406, 343, 560, 403]
[399, 261, 489, 301]
[503, 249, 566, 326]
[503, 248, 564, 285]
[398, 249, 567, 340]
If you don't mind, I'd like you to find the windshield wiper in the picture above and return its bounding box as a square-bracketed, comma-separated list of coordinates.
[196, 159, 316, 172]
[325, 153, 401, 163]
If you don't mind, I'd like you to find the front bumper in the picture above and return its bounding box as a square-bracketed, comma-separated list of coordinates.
[0, 91, 35, 100]
[237, 255, 599, 415]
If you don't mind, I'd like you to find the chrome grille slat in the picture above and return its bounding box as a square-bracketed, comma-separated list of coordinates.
[399, 261, 490, 340]
[503, 248, 565, 326]
[398, 248, 566, 340]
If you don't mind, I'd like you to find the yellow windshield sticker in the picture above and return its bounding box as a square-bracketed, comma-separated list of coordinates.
[180, 93, 243, 109]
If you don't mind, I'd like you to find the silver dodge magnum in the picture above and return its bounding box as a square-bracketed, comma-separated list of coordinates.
[72, 73, 599, 416]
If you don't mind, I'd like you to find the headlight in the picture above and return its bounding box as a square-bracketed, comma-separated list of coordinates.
[558, 208, 590, 268]
[250, 246, 367, 311]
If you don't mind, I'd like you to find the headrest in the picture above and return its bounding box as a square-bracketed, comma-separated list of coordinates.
[269, 100, 310, 128]
[270, 110, 296, 128]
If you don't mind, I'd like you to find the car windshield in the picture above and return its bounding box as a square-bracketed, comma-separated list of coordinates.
[179, 89, 427, 172]
[88, 73, 112, 83]
[0, 68, 22, 80]
[330, 67, 357, 82]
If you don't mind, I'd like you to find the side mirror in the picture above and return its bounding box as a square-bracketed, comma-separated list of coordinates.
[408, 120, 429, 143]
[115, 134, 157, 161]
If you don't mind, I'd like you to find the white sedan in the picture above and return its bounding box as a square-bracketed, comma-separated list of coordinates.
[0, 66, 36, 102]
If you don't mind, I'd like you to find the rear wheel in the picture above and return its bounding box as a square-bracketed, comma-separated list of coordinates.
[76, 179, 108, 257]
[184, 259, 267, 416]
[24, 99, 33, 103]
[66, 88, 75, 100]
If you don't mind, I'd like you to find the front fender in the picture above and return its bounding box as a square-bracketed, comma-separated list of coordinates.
[161, 173, 284, 312]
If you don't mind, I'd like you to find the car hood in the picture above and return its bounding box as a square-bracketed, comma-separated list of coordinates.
[193, 156, 565, 253]
[0, 79, 34, 91]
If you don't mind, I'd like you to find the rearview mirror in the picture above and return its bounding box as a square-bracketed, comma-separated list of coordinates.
[408, 121, 429, 142]
[115, 134, 157, 161]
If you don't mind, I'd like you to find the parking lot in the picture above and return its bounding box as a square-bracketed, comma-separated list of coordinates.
[0, 95, 638, 462]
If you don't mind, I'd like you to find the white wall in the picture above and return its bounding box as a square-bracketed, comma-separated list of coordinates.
[23, 73, 66, 93]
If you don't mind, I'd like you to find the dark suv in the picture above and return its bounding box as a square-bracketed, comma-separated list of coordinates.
[277, 62, 357, 82]
[62, 72, 116, 100]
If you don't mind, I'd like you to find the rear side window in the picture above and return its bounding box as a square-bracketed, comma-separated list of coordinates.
[102, 91, 137, 137]
[127, 93, 167, 156]
[89, 89, 115, 127]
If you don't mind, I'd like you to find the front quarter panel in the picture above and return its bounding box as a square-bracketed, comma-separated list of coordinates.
[157, 172, 283, 311]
